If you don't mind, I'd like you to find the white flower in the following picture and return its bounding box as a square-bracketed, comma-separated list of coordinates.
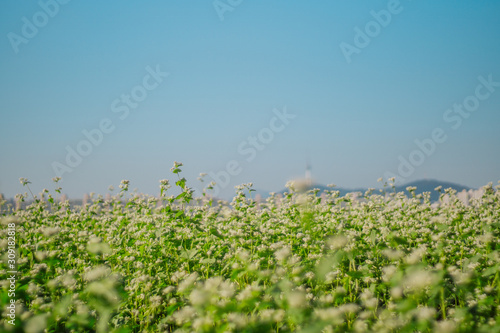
[227, 313, 248, 329]
[19, 177, 31, 185]
[177, 272, 199, 293]
[84, 266, 111, 281]
[150, 295, 162, 307]
[119, 180, 130, 191]
[274, 247, 291, 262]
[189, 289, 208, 306]
[325, 270, 339, 284]
[236, 284, 260, 302]
[405, 247, 427, 265]
[314, 308, 343, 324]
[434, 320, 457, 333]
[382, 248, 404, 261]
[25, 314, 48, 333]
[415, 306, 436, 321]
[353, 320, 368, 332]
[340, 303, 360, 314]
[327, 235, 348, 250]
[382, 265, 398, 282]
[403, 269, 437, 293]
[41, 227, 60, 237]
[171, 306, 195, 325]
[218, 281, 235, 298]
[34, 251, 48, 261]
[391, 286, 403, 299]
[288, 290, 307, 308]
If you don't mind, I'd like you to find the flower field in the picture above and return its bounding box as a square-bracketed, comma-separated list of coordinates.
[1, 166, 500, 332]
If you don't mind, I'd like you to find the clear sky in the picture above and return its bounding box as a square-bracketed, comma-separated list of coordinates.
[1, 0, 499, 199]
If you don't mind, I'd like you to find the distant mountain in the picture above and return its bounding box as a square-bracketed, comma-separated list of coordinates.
[395, 179, 472, 201]
[253, 179, 473, 202]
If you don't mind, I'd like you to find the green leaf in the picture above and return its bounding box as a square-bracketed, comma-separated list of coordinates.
[54, 295, 73, 317]
[175, 192, 186, 200]
[200, 258, 215, 264]
[231, 268, 245, 280]
[176, 178, 186, 188]
[210, 228, 223, 239]
[180, 248, 198, 260]
[346, 271, 364, 279]
[482, 265, 498, 277]
[392, 236, 408, 245]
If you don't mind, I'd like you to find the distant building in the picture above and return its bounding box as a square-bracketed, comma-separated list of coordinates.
[305, 162, 312, 187]
[287, 161, 314, 192]
[82, 193, 89, 206]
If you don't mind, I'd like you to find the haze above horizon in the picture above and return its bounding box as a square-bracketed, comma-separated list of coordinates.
[1, 1, 499, 199]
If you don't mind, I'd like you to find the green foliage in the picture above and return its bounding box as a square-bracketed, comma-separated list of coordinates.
[1, 172, 500, 332]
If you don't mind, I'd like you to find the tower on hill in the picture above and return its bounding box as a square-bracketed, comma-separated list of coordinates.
[305, 162, 312, 187]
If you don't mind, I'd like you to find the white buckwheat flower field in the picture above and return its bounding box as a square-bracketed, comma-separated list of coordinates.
[1, 164, 499, 332]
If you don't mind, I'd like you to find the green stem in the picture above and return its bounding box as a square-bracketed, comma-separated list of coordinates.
[440, 286, 446, 319]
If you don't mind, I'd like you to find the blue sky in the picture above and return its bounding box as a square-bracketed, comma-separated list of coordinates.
[1, 0, 499, 199]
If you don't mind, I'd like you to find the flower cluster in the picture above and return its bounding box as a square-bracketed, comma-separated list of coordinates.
[1, 170, 499, 332]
